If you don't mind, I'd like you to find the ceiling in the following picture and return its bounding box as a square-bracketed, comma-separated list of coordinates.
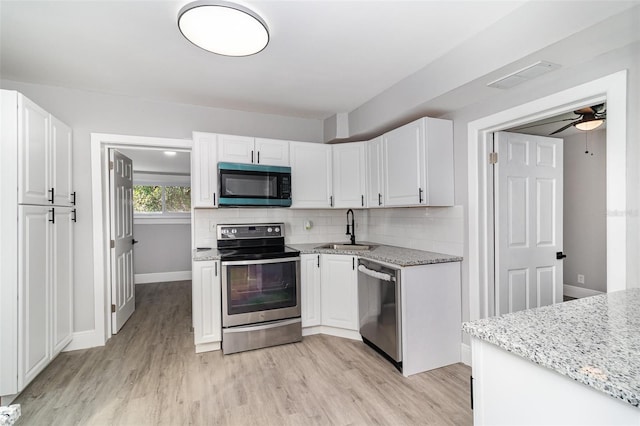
[0, 0, 527, 120]
[118, 148, 191, 175]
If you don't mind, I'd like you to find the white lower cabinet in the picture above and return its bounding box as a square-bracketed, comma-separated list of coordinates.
[300, 254, 321, 327]
[192, 260, 222, 352]
[17, 205, 74, 391]
[320, 254, 358, 331]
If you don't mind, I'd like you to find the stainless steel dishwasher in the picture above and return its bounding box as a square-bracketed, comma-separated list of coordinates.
[357, 259, 402, 371]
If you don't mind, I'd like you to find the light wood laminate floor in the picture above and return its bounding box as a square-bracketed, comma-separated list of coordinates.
[15, 281, 472, 425]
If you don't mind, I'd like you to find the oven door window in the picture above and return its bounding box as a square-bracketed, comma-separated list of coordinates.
[226, 261, 297, 314]
[220, 170, 278, 199]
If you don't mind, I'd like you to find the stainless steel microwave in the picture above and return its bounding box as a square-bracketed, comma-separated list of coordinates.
[218, 162, 292, 207]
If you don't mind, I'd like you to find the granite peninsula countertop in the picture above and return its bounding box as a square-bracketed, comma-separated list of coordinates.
[463, 289, 640, 408]
[193, 243, 462, 267]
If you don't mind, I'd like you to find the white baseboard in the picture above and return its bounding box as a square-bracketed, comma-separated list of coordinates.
[303, 326, 361, 341]
[135, 270, 192, 284]
[563, 284, 604, 299]
[461, 343, 471, 366]
[63, 329, 105, 352]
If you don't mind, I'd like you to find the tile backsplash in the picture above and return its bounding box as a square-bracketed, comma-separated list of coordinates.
[366, 206, 463, 255]
[193, 206, 463, 256]
[193, 208, 369, 248]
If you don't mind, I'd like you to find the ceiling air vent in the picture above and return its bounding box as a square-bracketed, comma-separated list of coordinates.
[487, 61, 560, 89]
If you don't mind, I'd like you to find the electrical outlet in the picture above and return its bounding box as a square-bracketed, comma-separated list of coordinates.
[577, 274, 585, 284]
[209, 220, 216, 232]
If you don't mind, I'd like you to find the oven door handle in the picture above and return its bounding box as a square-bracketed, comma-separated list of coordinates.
[221, 256, 301, 266]
[224, 318, 301, 333]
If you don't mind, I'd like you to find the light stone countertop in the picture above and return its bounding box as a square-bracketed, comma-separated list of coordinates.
[288, 242, 461, 267]
[462, 289, 640, 408]
[193, 242, 462, 267]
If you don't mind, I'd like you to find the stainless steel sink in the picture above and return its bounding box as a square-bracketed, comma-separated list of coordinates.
[314, 243, 377, 251]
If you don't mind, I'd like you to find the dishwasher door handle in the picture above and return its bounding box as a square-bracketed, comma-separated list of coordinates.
[358, 264, 395, 282]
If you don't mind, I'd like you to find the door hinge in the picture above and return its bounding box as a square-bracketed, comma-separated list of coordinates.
[111, 304, 116, 313]
[110, 239, 115, 248]
[109, 161, 114, 170]
[489, 152, 498, 164]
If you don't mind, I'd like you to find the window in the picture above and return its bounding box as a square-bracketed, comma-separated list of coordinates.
[134, 185, 191, 214]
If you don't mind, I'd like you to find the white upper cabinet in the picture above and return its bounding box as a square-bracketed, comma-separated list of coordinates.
[18, 95, 50, 206]
[15, 93, 74, 207]
[254, 138, 290, 166]
[383, 119, 424, 206]
[423, 118, 454, 206]
[332, 142, 366, 208]
[383, 117, 453, 207]
[50, 116, 74, 206]
[366, 136, 384, 208]
[217, 134, 255, 164]
[192, 132, 219, 208]
[290, 142, 333, 208]
[218, 134, 289, 166]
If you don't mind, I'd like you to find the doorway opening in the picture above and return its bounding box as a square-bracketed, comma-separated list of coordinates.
[90, 134, 192, 345]
[467, 70, 627, 324]
[504, 107, 608, 306]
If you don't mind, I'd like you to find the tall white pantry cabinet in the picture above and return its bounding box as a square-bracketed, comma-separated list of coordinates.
[0, 90, 75, 403]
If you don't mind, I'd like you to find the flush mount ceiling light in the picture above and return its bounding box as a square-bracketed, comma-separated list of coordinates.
[178, 1, 269, 57]
[164, 151, 177, 156]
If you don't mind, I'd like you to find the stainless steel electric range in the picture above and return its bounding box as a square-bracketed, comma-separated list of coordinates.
[217, 223, 301, 354]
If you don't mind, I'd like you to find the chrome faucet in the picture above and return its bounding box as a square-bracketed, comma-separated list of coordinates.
[346, 209, 356, 245]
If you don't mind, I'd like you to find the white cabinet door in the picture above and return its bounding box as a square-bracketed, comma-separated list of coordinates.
[333, 142, 366, 208]
[320, 254, 358, 330]
[192, 132, 218, 208]
[424, 118, 454, 206]
[50, 116, 73, 206]
[192, 260, 222, 346]
[18, 205, 51, 390]
[218, 135, 290, 166]
[217, 134, 255, 164]
[51, 207, 73, 356]
[301, 254, 322, 327]
[366, 136, 384, 208]
[18, 95, 50, 206]
[254, 138, 289, 166]
[290, 142, 333, 208]
[383, 118, 424, 207]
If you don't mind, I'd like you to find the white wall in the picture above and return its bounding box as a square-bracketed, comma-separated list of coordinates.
[444, 43, 639, 336]
[133, 224, 191, 275]
[0, 79, 323, 333]
[563, 129, 607, 293]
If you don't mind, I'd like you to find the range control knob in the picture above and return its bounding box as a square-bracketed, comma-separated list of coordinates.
[275, 227, 280, 233]
[267, 227, 273, 233]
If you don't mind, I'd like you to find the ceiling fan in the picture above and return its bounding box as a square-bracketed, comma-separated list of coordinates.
[549, 104, 607, 135]
[513, 103, 607, 135]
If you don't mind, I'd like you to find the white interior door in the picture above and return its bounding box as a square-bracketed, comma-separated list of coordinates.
[109, 149, 135, 333]
[495, 131, 563, 315]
